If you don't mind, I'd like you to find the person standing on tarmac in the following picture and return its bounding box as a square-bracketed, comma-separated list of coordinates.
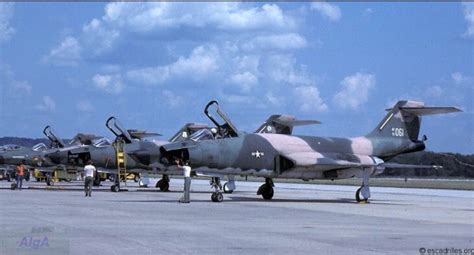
[176, 159, 192, 203]
[84, 160, 95, 197]
[15, 162, 26, 190]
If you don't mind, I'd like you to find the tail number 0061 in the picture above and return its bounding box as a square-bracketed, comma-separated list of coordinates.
[391, 128, 404, 137]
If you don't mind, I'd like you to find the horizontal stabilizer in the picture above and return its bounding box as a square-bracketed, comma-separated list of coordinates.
[385, 106, 462, 116]
[273, 119, 321, 126]
[128, 129, 162, 139]
[256, 115, 321, 135]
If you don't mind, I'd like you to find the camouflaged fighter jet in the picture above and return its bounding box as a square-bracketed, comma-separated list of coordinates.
[148, 100, 320, 194]
[0, 126, 103, 185]
[159, 100, 461, 203]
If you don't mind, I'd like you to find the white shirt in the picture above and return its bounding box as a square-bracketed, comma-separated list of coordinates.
[183, 166, 191, 178]
[84, 164, 96, 177]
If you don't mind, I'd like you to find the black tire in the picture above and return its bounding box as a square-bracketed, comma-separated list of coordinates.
[10, 183, 16, 190]
[160, 182, 169, 192]
[111, 185, 120, 192]
[262, 186, 274, 200]
[46, 178, 52, 186]
[155, 179, 162, 188]
[223, 183, 233, 194]
[134, 175, 139, 183]
[216, 192, 223, 202]
[211, 192, 223, 202]
[355, 187, 368, 203]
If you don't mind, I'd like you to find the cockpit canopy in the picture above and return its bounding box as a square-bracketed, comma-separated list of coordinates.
[93, 138, 111, 148]
[0, 144, 21, 152]
[32, 143, 47, 151]
[189, 129, 215, 141]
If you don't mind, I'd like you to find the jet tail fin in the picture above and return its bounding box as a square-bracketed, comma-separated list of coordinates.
[369, 100, 462, 141]
[255, 115, 321, 135]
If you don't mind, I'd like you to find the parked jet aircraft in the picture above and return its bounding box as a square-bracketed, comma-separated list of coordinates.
[159, 100, 461, 202]
[0, 126, 103, 185]
[37, 99, 319, 193]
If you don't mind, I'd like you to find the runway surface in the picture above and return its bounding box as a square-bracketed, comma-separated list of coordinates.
[1, 179, 473, 255]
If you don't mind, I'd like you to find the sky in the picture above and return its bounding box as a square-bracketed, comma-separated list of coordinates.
[0, 2, 472, 154]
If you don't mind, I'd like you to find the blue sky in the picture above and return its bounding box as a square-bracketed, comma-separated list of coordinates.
[0, 2, 472, 154]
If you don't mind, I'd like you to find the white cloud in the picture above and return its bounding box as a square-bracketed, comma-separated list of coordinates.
[310, 2, 341, 22]
[228, 72, 258, 92]
[425, 85, 444, 98]
[127, 44, 219, 85]
[37, 96, 56, 112]
[451, 72, 471, 84]
[82, 18, 120, 55]
[333, 72, 376, 110]
[463, 3, 474, 38]
[266, 54, 315, 87]
[46, 3, 298, 64]
[103, 3, 294, 32]
[0, 3, 15, 42]
[92, 73, 124, 94]
[11, 80, 32, 95]
[363, 8, 373, 17]
[222, 94, 255, 104]
[294, 86, 328, 112]
[241, 33, 307, 51]
[44, 36, 81, 66]
[76, 100, 94, 112]
[162, 90, 183, 108]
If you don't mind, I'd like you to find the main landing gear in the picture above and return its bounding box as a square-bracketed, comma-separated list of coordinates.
[210, 177, 223, 202]
[223, 177, 235, 194]
[155, 174, 170, 192]
[356, 168, 371, 203]
[257, 178, 274, 200]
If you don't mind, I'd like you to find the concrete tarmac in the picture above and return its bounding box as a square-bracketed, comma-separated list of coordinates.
[0, 179, 473, 255]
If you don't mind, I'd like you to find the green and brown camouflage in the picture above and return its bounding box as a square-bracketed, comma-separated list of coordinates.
[159, 100, 461, 201]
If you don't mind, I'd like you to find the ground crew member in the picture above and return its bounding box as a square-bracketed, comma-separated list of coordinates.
[16, 162, 26, 190]
[84, 160, 95, 197]
[177, 159, 192, 203]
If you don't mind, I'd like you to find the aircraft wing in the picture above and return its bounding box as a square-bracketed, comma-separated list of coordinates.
[281, 152, 441, 170]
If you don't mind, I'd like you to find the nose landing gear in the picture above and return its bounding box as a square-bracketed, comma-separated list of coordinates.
[210, 177, 223, 202]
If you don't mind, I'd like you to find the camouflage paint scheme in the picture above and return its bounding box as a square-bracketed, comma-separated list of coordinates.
[159, 100, 460, 201]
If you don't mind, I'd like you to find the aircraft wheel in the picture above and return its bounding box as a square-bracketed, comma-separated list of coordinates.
[160, 182, 169, 192]
[355, 187, 368, 203]
[223, 182, 234, 194]
[257, 184, 274, 200]
[211, 192, 223, 202]
[111, 185, 120, 192]
[262, 186, 274, 200]
[156, 179, 169, 192]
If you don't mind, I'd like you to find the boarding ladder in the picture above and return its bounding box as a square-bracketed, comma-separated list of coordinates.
[114, 139, 127, 188]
